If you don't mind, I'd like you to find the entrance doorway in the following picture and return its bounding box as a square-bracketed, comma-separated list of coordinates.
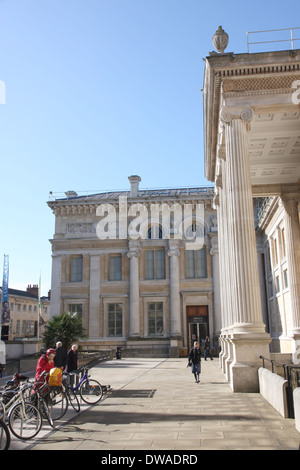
[186, 306, 208, 352]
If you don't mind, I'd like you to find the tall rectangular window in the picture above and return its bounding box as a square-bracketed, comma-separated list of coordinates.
[186, 248, 207, 278]
[145, 250, 165, 280]
[148, 302, 163, 336]
[70, 256, 83, 282]
[68, 304, 83, 321]
[108, 303, 123, 337]
[109, 255, 122, 281]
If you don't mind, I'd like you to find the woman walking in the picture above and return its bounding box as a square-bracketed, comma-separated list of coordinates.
[188, 341, 201, 383]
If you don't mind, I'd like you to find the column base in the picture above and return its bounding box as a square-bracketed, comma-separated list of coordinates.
[228, 327, 271, 392]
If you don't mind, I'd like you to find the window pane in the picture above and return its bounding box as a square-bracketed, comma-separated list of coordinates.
[156, 251, 165, 279]
[108, 303, 123, 337]
[68, 304, 83, 321]
[71, 257, 83, 282]
[148, 302, 163, 336]
[185, 250, 195, 278]
[145, 251, 154, 280]
[196, 248, 207, 278]
[109, 255, 122, 281]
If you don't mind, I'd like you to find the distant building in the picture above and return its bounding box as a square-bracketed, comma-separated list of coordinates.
[0, 285, 50, 341]
[47, 177, 220, 357]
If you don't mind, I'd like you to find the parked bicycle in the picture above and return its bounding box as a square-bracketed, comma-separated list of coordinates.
[30, 371, 68, 422]
[61, 374, 80, 412]
[0, 419, 10, 450]
[0, 381, 42, 441]
[64, 366, 103, 405]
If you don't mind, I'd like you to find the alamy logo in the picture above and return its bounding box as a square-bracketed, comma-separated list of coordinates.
[292, 80, 300, 105]
[96, 196, 205, 250]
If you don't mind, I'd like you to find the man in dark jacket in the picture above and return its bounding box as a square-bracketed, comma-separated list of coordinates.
[66, 344, 78, 372]
[188, 341, 201, 383]
[54, 341, 67, 370]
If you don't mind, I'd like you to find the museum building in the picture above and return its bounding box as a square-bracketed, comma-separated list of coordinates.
[48, 28, 300, 393]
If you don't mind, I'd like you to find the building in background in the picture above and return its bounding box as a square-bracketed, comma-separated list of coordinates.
[0, 285, 50, 341]
[48, 177, 220, 357]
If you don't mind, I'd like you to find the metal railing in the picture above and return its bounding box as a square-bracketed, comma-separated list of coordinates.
[247, 27, 300, 53]
[260, 355, 300, 418]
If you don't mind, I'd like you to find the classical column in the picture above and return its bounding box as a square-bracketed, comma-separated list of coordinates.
[281, 194, 300, 364]
[167, 242, 181, 337]
[220, 106, 271, 392]
[209, 233, 220, 338]
[127, 242, 140, 337]
[50, 254, 62, 318]
[88, 255, 100, 339]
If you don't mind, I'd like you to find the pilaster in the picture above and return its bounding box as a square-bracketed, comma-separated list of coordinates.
[88, 255, 100, 339]
[281, 193, 300, 364]
[167, 242, 181, 338]
[127, 241, 140, 337]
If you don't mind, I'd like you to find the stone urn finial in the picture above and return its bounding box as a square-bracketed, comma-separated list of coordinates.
[212, 26, 229, 54]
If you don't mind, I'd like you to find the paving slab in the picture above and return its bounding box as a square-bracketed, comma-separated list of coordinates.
[5, 358, 300, 451]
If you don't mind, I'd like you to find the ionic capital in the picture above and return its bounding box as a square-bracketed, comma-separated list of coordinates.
[127, 249, 139, 259]
[220, 106, 254, 130]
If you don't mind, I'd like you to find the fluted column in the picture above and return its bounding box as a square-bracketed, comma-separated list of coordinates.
[220, 106, 271, 391]
[168, 242, 181, 337]
[221, 106, 265, 330]
[281, 194, 300, 364]
[127, 242, 140, 337]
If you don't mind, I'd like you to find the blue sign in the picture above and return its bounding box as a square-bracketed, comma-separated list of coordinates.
[1, 255, 10, 324]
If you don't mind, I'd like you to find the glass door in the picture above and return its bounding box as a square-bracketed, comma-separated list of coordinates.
[188, 320, 207, 352]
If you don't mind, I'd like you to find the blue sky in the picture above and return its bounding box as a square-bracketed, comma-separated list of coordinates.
[0, 0, 298, 296]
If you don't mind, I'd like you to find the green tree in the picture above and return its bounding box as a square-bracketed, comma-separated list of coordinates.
[42, 312, 86, 350]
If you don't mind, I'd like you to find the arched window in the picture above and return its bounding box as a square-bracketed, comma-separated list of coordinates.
[147, 226, 163, 239]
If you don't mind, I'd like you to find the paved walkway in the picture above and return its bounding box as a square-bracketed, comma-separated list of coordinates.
[7, 358, 300, 450]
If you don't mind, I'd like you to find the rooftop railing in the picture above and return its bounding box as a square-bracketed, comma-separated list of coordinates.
[247, 27, 300, 53]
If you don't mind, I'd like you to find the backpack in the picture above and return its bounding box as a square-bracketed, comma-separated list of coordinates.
[49, 367, 62, 387]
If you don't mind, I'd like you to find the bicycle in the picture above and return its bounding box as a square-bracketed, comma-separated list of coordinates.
[0, 419, 10, 450]
[61, 374, 80, 412]
[0, 382, 42, 441]
[64, 366, 103, 405]
[30, 371, 68, 422]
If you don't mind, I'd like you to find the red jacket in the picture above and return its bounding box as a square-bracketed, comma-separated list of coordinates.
[35, 354, 54, 382]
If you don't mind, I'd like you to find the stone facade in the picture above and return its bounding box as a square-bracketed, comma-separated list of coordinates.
[48, 179, 220, 357]
[203, 29, 300, 391]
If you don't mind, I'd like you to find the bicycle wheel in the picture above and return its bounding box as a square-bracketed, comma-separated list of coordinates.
[8, 401, 42, 440]
[79, 379, 103, 404]
[39, 396, 54, 427]
[66, 386, 80, 412]
[0, 420, 10, 450]
[48, 389, 68, 420]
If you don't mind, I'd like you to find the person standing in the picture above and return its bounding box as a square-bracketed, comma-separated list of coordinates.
[66, 344, 78, 372]
[204, 336, 213, 361]
[54, 341, 67, 370]
[188, 341, 201, 383]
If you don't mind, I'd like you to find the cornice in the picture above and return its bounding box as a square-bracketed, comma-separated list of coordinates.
[48, 195, 215, 216]
[203, 49, 300, 182]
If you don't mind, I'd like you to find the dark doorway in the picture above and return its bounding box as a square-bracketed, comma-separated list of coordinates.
[186, 306, 208, 352]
